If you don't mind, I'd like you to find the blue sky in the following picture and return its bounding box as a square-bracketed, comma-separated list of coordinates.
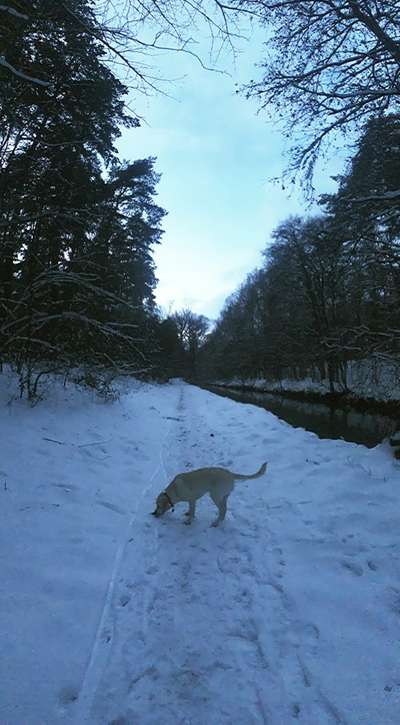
[117, 32, 346, 321]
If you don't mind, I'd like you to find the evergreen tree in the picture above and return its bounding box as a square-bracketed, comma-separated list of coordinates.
[0, 1, 166, 396]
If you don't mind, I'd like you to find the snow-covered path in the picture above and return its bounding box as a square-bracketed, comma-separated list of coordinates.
[86, 384, 282, 725]
[1, 377, 399, 724]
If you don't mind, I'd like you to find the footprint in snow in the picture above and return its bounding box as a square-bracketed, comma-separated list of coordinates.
[386, 588, 400, 616]
[146, 564, 158, 575]
[97, 500, 125, 514]
[101, 628, 112, 643]
[289, 620, 320, 644]
[304, 622, 320, 641]
[58, 685, 79, 705]
[272, 547, 286, 573]
[341, 560, 364, 576]
[292, 703, 301, 718]
[52, 482, 77, 491]
[110, 713, 137, 725]
[37, 447, 52, 458]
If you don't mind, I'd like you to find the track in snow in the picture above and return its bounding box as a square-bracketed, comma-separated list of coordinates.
[62, 416, 174, 724]
[75, 384, 346, 725]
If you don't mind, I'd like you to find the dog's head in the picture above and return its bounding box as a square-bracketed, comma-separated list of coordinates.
[151, 492, 174, 517]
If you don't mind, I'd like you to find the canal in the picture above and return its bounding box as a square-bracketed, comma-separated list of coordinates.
[206, 386, 398, 448]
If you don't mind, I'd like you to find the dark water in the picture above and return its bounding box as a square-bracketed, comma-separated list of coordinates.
[206, 386, 398, 448]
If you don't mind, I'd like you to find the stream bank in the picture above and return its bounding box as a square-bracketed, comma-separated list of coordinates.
[203, 383, 399, 449]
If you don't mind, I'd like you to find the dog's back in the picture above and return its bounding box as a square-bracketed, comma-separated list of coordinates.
[176, 462, 267, 497]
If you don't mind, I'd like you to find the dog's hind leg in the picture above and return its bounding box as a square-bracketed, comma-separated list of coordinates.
[210, 493, 228, 527]
[184, 499, 196, 524]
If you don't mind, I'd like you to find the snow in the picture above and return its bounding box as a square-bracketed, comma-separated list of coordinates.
[214, 358, 400, 402]
[1, 372, 399, 724]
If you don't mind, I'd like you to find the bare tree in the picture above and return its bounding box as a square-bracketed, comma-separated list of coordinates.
[242, 1, 400, 184]
[0, 1, 246, 96]
[7, 1, 399, 187]
[172, 308, 209, 377]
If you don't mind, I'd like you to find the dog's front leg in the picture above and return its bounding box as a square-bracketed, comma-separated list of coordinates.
[184, 500, 196, 524]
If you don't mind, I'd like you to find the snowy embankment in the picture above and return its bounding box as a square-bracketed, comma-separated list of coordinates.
[214, 359, 400, 403]
[1, 372, 399, 724]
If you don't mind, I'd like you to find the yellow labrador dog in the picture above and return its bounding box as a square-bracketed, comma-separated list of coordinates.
[151, 462, 267, 527]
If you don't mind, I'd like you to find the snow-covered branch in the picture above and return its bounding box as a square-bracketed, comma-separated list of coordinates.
[349, 190, 400, 203]
[0, 4, 28, 20]
[0, 56, 50, 87]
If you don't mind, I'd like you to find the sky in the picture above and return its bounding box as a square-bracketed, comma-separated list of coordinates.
[117, 27, 346, 322]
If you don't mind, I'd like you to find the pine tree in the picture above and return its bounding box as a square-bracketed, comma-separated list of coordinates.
[0, 2, 166, 396]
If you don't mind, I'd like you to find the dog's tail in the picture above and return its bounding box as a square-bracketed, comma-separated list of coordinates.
[231, 462, 267, 481]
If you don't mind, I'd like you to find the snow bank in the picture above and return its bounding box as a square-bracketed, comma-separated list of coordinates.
[1, 373, 399, 724]
[214, 358, 400, 402]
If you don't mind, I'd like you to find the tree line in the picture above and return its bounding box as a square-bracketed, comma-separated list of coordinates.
[1, 1, 399, 396]
[200, 115, 400, 392]
[0, 1, 179, 396]
[0, 2, 219, 396]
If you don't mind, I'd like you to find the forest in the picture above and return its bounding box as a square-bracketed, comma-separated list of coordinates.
[200, 115, 400, 395]
[2, 6, 400, 723]
[1, 1, 399, 401]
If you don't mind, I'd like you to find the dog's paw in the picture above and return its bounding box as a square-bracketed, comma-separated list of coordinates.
[183, 518, 193, 525]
